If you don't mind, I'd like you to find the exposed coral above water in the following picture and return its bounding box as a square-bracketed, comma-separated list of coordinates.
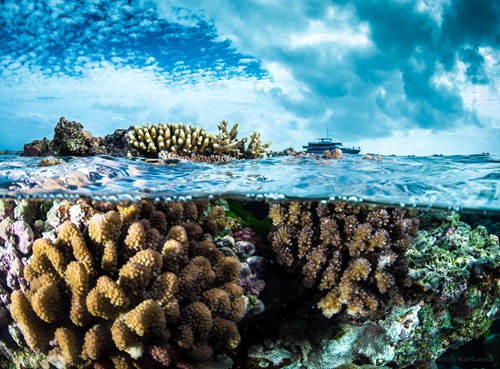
[127, 120, 272, 159]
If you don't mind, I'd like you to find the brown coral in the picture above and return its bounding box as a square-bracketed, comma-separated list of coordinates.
[269, 200, 418, 318]
[10, 201, 247, 367]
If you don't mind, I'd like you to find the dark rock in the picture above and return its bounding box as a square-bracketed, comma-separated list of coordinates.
[103, 127, 131, 157]
[21, 137, 52, 157]
[52, 117, 102, 156]
[21, 117, 130, 157]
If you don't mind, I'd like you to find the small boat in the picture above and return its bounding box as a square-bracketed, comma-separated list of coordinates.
[303, 132, 361, 155]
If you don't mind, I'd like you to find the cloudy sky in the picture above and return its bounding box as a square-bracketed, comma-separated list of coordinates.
[0, 0, 498, 155]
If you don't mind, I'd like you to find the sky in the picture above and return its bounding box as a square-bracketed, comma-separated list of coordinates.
[0, 0, 498, 155]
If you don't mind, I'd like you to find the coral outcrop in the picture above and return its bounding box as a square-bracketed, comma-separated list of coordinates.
[127, 120, 272, 159]
[21, 117, 130, 157]
[9, 201, 247, 368]
[269, 201, 419, 318]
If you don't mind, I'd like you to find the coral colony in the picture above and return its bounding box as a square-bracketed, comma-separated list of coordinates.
[2, 200, 259, 368]
[126, 120, 272, 160]
[269, 201, 418, 318]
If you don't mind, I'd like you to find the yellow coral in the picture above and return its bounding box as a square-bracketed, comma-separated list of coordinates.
[124, 299, 166, 337]
[162, 239, 188, 273]
[123, 222, 147, 258]
[11, 200, 246, 366]
[10, 290, 53, 350]
[210, 317, 241, 350]
[149, 272, 178, 311]
[48, 327, 82, 367]
[178, 256, 216, 300]
[31, 281, 61, 323]
[65, 261, 91, 326]
[214, 256, 241, 284]
[56, 221, 94, 274]
[87, 276, 129, 319]
[83, 324, 111, 360]
[117, 203, 140, 230]
[88, 211, 121, 245]
[111, 319, 143, 359]
[30, 238, 66, 280]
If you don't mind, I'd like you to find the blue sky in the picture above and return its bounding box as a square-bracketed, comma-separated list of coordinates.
[0, 0, 498, 155]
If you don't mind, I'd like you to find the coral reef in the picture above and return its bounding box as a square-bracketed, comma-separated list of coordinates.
[127, 120, 272, 159]
[8, 200, 250, 368]
[269, 200, 418, 318]
[246, 208, 500, 369]
[3, 196, 500, 369]
[408, 212, 500, 306]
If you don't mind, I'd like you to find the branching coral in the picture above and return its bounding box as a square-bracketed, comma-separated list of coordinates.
[213, 120, 272, 159]
[127, 122, 215, 158]
[10, 201, 247, 367]
[127, 120, 272, 159]
[269, 200, 418, 318]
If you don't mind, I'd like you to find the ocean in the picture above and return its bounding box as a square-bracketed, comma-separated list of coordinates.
[1, 154, 499, 210]
[0, 153, 499, 369]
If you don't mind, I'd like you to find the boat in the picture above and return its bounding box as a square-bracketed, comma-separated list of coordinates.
[303, 132, 361, 155]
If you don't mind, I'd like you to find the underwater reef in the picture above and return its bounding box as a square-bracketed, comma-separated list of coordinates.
[0, 198, 265, 368]
[0, 198, 499, 368]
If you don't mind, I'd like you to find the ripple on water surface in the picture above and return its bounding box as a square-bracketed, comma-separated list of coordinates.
[0, 154, 499, 212]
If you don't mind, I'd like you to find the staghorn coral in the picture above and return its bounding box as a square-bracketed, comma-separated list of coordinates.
[269, 200, 418, 318]
[9, 200, 247, 368]
[127, 120, 272, 159]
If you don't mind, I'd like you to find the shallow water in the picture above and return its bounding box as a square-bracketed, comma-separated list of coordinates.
[1, 154, 499, 212]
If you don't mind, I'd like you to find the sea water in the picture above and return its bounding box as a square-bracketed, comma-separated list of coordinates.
[0, 153, 499, 369]
[1, 154, 499, 212]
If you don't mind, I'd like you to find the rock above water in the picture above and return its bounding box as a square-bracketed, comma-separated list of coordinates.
[21, 117, 129, 157]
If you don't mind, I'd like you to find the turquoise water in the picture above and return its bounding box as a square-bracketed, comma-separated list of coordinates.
[1, 154, 499, 212]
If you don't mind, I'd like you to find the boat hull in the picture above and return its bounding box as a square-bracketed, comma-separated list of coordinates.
[302, 145, 361, 155]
